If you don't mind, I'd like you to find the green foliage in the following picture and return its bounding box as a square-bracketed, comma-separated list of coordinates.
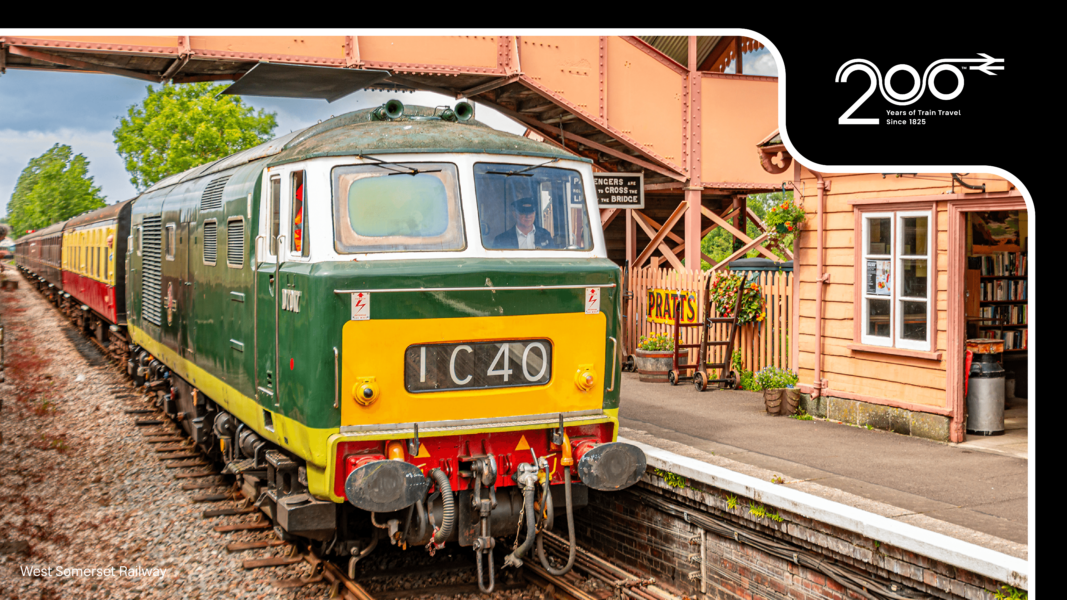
[790, 408, 814, 421]
[726, 494, 738, 510]
[738, 369, 756, 391]
[699, 192, 795, 269]
[4, 144, 105, 237]
[993, 585, 1027, 600]
[754, 365, 799, 390]
[732, 349, 756, 391]
[771, 474, 784, 484]
[709, 273, 765, 325]
[653, 468, 687, 489]
[113, 83, 278, 191]
[638, 333, 674, 351]
[748, 503, 783, 522]
[763, 193, 807, 247]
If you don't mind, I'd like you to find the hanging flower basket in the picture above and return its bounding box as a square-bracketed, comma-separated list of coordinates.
[765, 196, 807, 244]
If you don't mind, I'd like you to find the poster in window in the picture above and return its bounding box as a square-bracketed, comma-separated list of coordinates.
[866, 260, 891, 296]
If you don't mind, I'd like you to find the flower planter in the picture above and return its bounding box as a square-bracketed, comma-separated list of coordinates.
[781, 388, 800, 416]
[635, 348, 674, 383]
[763, 388, 783, 415]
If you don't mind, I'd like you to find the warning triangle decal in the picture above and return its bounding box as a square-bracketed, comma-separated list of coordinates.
[515, 435, 530, 452]
[415, 445, 431, 458]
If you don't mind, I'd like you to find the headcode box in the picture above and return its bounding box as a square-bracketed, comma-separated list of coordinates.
[594, 173, 644, 209]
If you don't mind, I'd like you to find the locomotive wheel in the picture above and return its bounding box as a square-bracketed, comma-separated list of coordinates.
[726, 370, 738, 390]
[694, 371, 708, 392]
[668, 370, 678, 386]
[623, 355, 636, 373]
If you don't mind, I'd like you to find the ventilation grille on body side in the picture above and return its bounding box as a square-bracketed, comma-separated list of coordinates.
[227, 220, 244, 267]
[141, 216, 163, 326]
[200, 175, 231, 211]
[204, 222, 218, 265]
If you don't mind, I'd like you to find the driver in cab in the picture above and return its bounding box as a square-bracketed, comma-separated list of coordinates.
[492, 197, 556, 249]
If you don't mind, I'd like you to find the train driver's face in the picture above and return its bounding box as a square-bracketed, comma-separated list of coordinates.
[515, 208, 536, 233]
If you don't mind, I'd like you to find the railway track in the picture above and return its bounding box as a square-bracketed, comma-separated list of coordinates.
[21, 269, 677, 600]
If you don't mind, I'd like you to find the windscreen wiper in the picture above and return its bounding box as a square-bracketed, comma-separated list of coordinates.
[485, 157, 560, 177]
[361, 155, 441, 176]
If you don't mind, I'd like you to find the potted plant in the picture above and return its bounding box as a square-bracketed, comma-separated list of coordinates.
[754, 366, 800, 415]
[763, 195, 806, 252]
[635, 333, 675, 383]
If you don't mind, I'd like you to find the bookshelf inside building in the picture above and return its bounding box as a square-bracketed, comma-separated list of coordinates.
[966, 210, 1028, 353]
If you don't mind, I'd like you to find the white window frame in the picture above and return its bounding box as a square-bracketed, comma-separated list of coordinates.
[859, 209, 932, 351]
[861, 212, 894, 347]
[895, 210, 933, 351]
[259, 174, 282, 264]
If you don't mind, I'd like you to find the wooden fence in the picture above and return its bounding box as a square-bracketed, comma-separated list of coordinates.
[625, 266, 793, 376]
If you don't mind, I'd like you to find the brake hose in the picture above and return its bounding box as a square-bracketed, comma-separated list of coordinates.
[429, 468, 454, 544]
[537, 466, 576, 575]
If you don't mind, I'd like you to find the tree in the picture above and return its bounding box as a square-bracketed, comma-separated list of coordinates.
[4, 144, 106, 238]
[700, 191, 794, 269]
[113, 83, 278, 191]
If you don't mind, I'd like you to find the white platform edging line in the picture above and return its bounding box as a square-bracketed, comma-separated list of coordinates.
[621, 437, 1028, 590]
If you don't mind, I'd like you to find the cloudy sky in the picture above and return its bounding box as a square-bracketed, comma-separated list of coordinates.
[0, 47, 776, 217]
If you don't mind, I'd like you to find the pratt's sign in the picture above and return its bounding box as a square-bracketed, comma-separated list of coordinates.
[594, 173, 643, 209]
[646, 289, 699, 325]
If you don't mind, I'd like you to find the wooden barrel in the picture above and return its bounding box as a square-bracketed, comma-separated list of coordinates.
[635, 349, 674, 383]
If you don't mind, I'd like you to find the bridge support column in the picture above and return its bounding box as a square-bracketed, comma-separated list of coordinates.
[683, 36, 704, 271]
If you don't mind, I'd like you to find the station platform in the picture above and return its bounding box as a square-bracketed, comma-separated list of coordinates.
[616, 372, 1029, 559]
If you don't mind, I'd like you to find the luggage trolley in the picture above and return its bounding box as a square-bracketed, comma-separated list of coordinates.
[667, 273, 750, 391]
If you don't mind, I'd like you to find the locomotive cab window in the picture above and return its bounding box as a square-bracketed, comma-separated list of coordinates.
[332, 162, 465, 253]
[268, 175, 281, 256]
[474, 163, 592, 251]
[291, 171, 308, 257]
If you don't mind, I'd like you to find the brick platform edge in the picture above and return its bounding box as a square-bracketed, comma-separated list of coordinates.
[800, 394, 951, 442]
[574, 439, 1027, 600]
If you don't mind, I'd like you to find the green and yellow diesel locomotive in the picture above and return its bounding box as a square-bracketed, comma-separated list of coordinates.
[118, 100, 645, 590]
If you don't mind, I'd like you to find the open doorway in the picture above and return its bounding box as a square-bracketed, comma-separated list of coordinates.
[949, 196, 1028, 455]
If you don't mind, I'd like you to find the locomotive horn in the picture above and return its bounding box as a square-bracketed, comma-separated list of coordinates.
[454, 101, 475, 121]
[372, 99, 405, 121]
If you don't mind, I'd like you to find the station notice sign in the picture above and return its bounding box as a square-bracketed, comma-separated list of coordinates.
[594, 173, 643, 209]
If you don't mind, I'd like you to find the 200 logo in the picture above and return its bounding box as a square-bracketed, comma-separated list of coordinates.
[835, 54, 1004, 125]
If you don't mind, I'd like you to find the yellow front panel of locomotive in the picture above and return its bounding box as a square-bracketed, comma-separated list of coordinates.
[341, 312, 606, 428]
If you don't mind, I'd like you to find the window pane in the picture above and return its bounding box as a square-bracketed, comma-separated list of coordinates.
[291, 171, 307, 256]
[270, 178, 281, 255]
[867, 299, 891, 337]
[474, 163, 592, 251]
[332, 163, 464, 253]
[901, 216, 928, 255]
[867, 217, 891, 255]
[901, 301, 927, 341]
[900, 259, 927, 298]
